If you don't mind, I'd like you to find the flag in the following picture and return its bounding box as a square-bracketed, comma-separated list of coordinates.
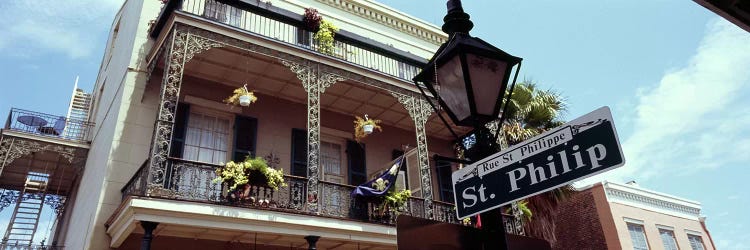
[351, 154, 404, 198]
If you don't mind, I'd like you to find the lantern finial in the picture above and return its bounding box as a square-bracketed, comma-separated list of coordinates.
[443, 0, 473, 35]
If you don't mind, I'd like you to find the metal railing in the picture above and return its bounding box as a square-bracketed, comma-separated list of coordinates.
[0, 243, 64, 250]
[121, 157, 524, 233]
[4, 108, 93, 142]
[178, 0, 422, 81]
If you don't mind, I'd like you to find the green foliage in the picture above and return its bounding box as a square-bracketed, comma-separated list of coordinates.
[314, 20, 339, 56]
[501, 81, 566, 145]
[382, 189, 411, 213]
[213, 156, 286, 191]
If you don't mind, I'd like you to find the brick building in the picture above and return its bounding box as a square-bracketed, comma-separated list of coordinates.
[553, 181, 715, 250]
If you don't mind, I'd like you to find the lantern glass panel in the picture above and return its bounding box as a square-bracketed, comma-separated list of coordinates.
[437, 55, 471, 121]
[467, 54, 508, 117]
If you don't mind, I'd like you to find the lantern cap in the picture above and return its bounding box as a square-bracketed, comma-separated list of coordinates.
[413, 33, 522, 83]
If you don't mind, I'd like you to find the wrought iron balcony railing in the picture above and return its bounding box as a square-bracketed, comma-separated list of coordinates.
[122, 157, 523, 233]
[177, 0, 423, 82]
[0, 243, 64, 250]
[3, 108, 93, 142]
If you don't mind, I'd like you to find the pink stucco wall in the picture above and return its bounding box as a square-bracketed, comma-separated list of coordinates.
[178, 76, 455, 201]
[607, 200, 714, 250]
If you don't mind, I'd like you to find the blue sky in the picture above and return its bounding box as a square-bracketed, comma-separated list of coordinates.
[1, 0, 749, 248]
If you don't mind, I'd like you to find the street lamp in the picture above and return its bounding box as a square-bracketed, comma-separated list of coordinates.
[413, 1, 523, 250]
[413, 0, 522, 128]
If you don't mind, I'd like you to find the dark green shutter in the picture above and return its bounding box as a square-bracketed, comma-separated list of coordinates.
[232, 115, 257, 161]
[347, 140, 367, 186]
[435, 160, 454, 203]
[291, 129, 308, 177]
[169, 103, 190, 158]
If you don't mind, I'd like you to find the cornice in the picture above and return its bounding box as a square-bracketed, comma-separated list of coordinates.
[314, 0, 448, 45]
[602, 181, 702, 220]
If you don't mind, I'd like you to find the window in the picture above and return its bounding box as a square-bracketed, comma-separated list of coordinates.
[627, 223, 649, 250]
[321, 141, 343, 178]
[183, 111, 231, 164]
[687, 234, 705, 250]
[659, 229, 678, 250]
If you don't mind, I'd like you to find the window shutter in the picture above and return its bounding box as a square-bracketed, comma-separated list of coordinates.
[435, 159, 454, 203]
[347, 140, 367, 186]
[232, 115, 257, 161]
[291, 129, 307, 177]
[169, 103, 190, 158]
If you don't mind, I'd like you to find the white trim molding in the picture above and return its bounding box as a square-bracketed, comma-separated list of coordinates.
[603, 181, 702, 220]
[106, 197, 397, 248]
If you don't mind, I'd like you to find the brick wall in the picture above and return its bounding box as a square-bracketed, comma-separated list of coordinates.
[552, 188, 609, 250]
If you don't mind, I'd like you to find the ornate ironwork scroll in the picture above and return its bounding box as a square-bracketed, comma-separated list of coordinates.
[391, 93, 435, 219]
[280, 60, 344, 213]
[147, 25, 223, 195]
[0, 137, 79, 175]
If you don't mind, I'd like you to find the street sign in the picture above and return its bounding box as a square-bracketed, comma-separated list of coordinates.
[452, 106, 625, 219]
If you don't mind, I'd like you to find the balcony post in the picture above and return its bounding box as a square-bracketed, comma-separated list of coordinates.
[391, 93, 435, 220]
[281, 61, 344, 213]
[140, 221, 159, 250]
[147, 25, 222, 195]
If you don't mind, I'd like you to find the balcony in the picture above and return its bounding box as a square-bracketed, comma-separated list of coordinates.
[3, 108, 93, 143]
[164, 0, 425, 82]
[119, 158, 524, 233]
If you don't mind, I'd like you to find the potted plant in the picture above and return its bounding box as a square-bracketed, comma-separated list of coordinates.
[314, 19, 339, 56]
[213, 156, 286, 202]
[224, 84, 257, 107]
[303, 8, 322, 32]
[354, 114, 382, 142]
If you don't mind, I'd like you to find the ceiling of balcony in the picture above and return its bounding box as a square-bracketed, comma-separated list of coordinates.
[159, 46, 470, 141]
[0, 149, 79, 196]
[126, 224, 393, 250]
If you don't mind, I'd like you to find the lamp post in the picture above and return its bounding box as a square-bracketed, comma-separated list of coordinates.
[413, 0, 522, 249]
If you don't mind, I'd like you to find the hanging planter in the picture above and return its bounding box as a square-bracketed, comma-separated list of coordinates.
[224, 84, 257, 107]
[354, 114, 382, 142]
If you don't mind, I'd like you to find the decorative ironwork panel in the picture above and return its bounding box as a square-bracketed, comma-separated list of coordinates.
[433, 201, 459, 224]
[272, 177, 307, 211]
[391, 93, 435, 219]
[319, 182, 354, 218]
[169, 161, 222, 202]
[147, 25, 223, 194]
[0, 137, 82, 176]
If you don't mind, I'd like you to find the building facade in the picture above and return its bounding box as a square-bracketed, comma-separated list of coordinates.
[553, 181, 715, 250]
[0, 0, 532, 249]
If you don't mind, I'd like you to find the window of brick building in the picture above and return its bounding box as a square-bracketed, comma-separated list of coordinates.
[627, 223, 649, 250]
[658, 228, 679, 250]
[687, 234, 706, 250]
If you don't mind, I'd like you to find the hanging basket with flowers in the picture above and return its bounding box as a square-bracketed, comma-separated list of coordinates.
[224, 84, 258, 107]
[354, 114, 382, 142]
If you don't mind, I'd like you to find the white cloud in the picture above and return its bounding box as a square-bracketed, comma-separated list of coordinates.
[577, 19, 750, 185]
[0, 0, 123, 59]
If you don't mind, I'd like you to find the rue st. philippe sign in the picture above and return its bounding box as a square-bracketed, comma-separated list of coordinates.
[452, 106, 625, 219]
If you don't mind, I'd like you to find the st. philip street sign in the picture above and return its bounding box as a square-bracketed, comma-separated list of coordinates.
[452, 106, 625, 219]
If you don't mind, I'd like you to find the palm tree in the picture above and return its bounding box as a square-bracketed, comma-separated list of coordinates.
[499, 81, 573, 244]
